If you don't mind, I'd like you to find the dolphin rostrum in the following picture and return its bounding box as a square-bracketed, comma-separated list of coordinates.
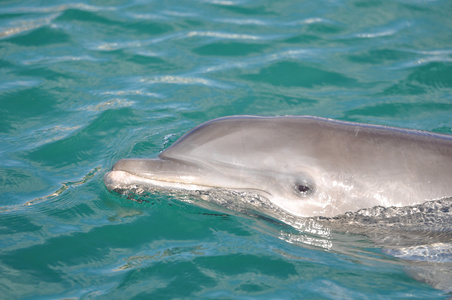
[104, 116, 452, 218]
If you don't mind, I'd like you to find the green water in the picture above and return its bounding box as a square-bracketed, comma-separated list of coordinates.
[1, 0, 452, 298]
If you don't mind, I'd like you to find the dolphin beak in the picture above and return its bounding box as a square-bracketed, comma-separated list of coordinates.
[104, 158, 219, 193]
[112, 158, 170, 175]
[110, 158, 207, 183]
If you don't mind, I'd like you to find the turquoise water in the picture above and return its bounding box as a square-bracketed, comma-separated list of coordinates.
[1, 0, 452, 298]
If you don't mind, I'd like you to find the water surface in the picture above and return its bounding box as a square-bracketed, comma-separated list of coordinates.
[1, 0, 452, 298]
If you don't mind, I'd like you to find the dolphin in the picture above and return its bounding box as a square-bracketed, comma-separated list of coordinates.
[104, 115, 452, 218]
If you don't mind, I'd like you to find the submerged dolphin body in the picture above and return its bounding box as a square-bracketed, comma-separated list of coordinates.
[104, 116, 452, 218]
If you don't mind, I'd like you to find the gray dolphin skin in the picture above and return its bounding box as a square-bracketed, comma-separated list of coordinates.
[104, 116, 452, 218]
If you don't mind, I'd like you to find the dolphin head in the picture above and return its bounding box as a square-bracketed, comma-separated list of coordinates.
[104, 116, 341, 217]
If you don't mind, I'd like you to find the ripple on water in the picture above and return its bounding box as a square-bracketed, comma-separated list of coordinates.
[1, 0, 452, 298]
[383, 62, 452, 95]
[241, 61, 357, 88]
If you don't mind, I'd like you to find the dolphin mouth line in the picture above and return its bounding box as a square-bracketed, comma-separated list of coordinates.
[106, 170, 273, 197]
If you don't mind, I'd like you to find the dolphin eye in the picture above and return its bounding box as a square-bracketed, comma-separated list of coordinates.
[294, 182, 314, 196]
